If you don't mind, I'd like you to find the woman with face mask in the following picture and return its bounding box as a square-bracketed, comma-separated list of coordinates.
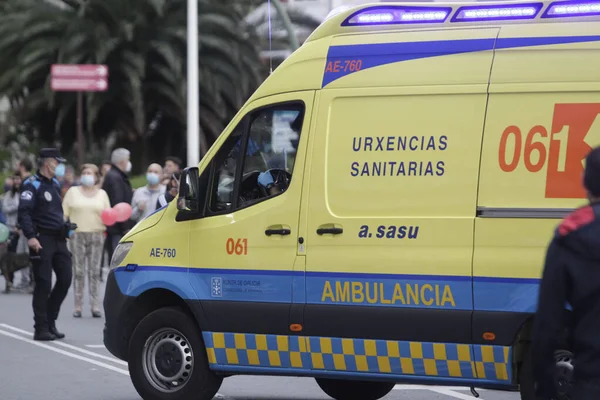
[130, 163, 166, 222]
[62, 164, 110, 318]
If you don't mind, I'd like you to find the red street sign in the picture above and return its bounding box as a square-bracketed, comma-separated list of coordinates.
[51, 64, 108, 78]
[51, 78, 108, 91]
[50, 64, 109, 92]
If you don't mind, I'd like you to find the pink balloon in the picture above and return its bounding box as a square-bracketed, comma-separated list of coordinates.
[113, 202, 132, 222]
[101, 208, 118, 227]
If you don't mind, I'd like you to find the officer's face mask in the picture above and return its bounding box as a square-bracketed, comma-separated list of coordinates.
[54, 163, 66, 178]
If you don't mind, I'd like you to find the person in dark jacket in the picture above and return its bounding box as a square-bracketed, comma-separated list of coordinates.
[101, 148, 135, 263]
[18, 148, 73, 341]
[532, 145, 600, 400]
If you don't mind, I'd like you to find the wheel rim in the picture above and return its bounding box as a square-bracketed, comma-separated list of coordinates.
[554, 350, 574, 400]
[142, 328, 194, 393]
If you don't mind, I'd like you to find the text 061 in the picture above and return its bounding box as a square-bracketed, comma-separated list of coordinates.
[226, 238, 248, 255]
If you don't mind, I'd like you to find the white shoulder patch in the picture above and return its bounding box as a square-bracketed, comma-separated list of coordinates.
[21, 190, 33, 201]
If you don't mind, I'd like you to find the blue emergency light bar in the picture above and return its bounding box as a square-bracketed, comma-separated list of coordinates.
[342, 1, 600, 26]
[342, 6, 452, 26]
[542, 1, 600, 18]
[452, 3, 543, 22]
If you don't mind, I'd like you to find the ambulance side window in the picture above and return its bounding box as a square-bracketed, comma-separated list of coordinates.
[206, 102, 304, 215]
[208, 125, 244, 213]
[239, 105, 304, 200]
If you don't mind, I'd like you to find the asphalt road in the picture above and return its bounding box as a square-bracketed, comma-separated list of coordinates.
[0, 268, 522, 400]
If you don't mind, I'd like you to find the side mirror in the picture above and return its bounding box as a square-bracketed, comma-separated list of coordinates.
[177, 167, 200, 213]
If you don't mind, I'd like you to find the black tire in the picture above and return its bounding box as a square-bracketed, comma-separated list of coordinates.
[519, 346, 573, 400]
[128, 307, 223, 400]
[519, 346, 535, 400]
[316, 378, 395, 400]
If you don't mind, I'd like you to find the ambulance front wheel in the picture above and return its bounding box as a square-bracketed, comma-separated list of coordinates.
[316, 377, 395, 400]
[127, 306, 223, 400]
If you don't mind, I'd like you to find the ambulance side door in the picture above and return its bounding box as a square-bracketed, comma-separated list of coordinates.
[302, 28, 498, 378]
[186, 91, 315, 360]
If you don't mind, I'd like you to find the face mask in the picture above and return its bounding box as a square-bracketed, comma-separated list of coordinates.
[54, 163, 66, 178]
[80, 175, 95, 187]
[146, 172, 160, 186]
[126, 161, 132, 173]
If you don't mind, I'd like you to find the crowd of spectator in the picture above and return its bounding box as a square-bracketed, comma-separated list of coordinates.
[0, 150, 182, 318]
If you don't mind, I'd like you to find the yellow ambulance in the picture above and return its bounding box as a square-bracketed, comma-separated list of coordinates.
[103, 1, 600, 399]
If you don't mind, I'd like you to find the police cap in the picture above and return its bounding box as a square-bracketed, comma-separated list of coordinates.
[39, 148, 66, 163]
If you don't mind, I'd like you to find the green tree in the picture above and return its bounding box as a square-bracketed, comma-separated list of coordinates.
[0, 0, 265, 170]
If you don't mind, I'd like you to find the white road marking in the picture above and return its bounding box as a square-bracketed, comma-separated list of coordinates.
[0, 323, 127, 366]
[394, 385, 487, 391]
[85, 344, 106, 348]
[394, 384, 488, 399]
[0, 323, 227, 399]
[0, 328, 129, 376]
[430, 388, 486, 400]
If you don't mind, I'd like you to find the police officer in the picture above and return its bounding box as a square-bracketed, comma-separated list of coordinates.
[532, 145, 600, 399]
[18, 148, 74, 341]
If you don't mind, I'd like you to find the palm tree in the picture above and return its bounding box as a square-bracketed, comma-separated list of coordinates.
[0, 0, 265, 169]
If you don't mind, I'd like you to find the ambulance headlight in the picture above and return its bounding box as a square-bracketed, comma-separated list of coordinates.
[110, 242, 133, 269]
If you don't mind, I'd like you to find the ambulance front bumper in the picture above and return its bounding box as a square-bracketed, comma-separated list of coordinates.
[103, 269, 133, 362]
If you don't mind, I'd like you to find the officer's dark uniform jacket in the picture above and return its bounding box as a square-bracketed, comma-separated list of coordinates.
[17, 172, 64, 239]
[532, 203, 600, 399]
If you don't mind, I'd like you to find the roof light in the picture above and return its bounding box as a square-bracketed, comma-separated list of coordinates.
[324, 5, 353, 22]
[342, 6, 452, 26]
[452, 3, 543, 22]
[543, 1, 600, 18]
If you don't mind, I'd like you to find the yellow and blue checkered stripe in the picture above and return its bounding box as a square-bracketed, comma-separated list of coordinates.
[203, 332, 511, 382]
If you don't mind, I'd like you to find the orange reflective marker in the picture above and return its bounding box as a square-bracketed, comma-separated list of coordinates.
[483, 332, 496, 341]
[290, 324, 303, 332]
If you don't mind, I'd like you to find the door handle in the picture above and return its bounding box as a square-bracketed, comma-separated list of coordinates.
[316, 224, 343, 235]
[265, 225, 291, 236]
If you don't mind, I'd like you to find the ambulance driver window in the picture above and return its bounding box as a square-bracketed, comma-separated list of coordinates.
[238, 104, 304, 207]
[208, 125, 244, 213]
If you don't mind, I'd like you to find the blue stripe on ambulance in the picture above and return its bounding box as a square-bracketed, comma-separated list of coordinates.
[322, 35, 600, 87]
[113, 266, 540, 313]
